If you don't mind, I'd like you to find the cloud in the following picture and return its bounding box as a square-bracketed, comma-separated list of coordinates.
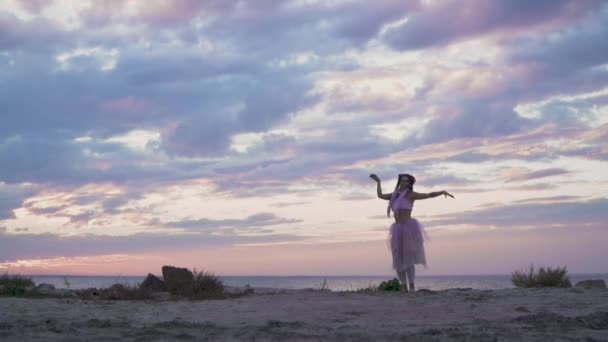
[507, 6, 608, 76]
[504, 168, 571, 183]
[16, 0, 51, 14]
[416, 175, 475, 187]
[0, 135, 200, 185]
[0, 183, 36, 219]
[428, 198, 608, 229]
[419, 100, 535, 144]
[0, 12, 63, 51]
[0, 0, 606, 277]
[513, 195, 581, 204]
[0, 229, 308, 263]
[382, 0, 603, 51]
[269, 201, 310, 208]
[164, 212, 302, 232]
[340, 192, 373, 201]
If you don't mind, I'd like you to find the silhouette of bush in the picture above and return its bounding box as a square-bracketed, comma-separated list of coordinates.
[0, 273, 35, 296]
[378, 278, 402, 291]
[191, 269, 226, 300]
[512, 264, 571, 288]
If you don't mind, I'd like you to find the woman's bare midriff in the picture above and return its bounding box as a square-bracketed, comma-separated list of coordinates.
[394, 209, 412, 223]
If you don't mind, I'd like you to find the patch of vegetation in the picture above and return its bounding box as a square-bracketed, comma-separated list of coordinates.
[190, 269, 225, 300]
[105, 283, 154, 300]
[315, 278, 329, 291]
[378, 278, 402, 292]
[512, 264, 571, 288]
[0, 273, 35, 296]
[76, 282, 154, 300]
[352, 284, 378, 293]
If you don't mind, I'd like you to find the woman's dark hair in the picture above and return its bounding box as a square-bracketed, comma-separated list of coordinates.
[387, 173, 416, 217]
[396, 173, 415, 191]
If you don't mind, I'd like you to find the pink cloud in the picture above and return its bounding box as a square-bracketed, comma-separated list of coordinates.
[100, 96, 149, 112]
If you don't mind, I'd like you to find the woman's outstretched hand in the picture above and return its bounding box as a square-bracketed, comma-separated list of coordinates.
[443, 191, 455, 198]
[369, 174, 380, 183]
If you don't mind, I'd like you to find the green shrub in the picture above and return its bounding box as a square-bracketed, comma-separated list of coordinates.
[512, 264, 571, 288]
[0, 273, 35, 296]
[191, 269, 225, 300]
[378, 278, 401, 292]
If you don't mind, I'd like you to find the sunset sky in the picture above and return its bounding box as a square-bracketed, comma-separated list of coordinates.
[1, 0, 607, 276]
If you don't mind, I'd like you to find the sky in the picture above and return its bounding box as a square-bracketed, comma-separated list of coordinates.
[0, 0, 607, 276]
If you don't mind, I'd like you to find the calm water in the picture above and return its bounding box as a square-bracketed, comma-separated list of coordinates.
[28, 274, 608, 292]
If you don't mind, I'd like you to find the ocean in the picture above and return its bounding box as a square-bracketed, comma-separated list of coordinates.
[28, 274, 608, 292]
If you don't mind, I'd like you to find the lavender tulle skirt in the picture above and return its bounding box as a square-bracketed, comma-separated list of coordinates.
[388, 218, 429, 271]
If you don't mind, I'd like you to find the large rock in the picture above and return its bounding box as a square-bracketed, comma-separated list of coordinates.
[141, 273, 167, 292]
[574, 279, 607, 289]
[162, 266, 194, 296]
[37, 283, 56, 294]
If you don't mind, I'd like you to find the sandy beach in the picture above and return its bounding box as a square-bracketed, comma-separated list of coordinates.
[1, 287, 607, 341]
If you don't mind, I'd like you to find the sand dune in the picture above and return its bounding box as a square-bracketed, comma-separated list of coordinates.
[1, 287, 607, 341]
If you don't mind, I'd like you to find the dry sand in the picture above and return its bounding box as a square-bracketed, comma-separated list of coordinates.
[1, 287, 607, 341]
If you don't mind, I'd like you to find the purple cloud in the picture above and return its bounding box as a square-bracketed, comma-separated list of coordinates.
[505, 168, 571, 183]
[420, 101, 534, 144]
[0, 229, 308, 263]
[428, 198, 608, 228]
[0, 184, 36, 219]
[164, 213, 302, 232]
[383, 0, 603, 51]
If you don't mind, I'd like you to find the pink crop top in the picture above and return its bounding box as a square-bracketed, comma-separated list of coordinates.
[391, 190, 413, 212]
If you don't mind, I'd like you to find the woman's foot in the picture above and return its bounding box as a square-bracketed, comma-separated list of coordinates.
[409, 283, 415, 293]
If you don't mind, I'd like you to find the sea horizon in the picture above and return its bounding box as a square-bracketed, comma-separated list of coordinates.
[18, 272, 608, 277]
[22, 272, 608, 292]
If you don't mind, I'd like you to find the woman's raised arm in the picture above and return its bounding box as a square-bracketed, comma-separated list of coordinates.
[370, 174, 392, 200]
[409, 190, 454, 201]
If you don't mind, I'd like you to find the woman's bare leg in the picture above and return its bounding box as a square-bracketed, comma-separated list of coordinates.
[405, 265, 416, 292]
[397, 269, 408, 291]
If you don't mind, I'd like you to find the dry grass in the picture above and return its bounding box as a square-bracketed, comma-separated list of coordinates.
[191, 269, 226, 300]
[76, 282, 154, 300]
[512, 264, 571, 288]
[0, 273, 35, 296]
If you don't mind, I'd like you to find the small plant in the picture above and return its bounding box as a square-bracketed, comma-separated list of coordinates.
[191, 269, 225, 300]
[0, 272, 35, 296]
[378, 278, 402, 292]
[353, 283, 378, 293]
[512, 264, 571, 288]
[316, 278, 329, 291]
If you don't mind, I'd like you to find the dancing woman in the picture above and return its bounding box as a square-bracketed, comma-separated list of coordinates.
[369, 173, 454, 293]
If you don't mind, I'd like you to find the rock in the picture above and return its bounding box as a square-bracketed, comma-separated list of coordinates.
[574, 279, 607, 289]
[162, 265, 194, 296]
[37, 283, 56, 294]
[141, 273, 167, 292]
[417, 289, 437, 294]
[37, 283, 56, 290]
[55, 289, 77, 297]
